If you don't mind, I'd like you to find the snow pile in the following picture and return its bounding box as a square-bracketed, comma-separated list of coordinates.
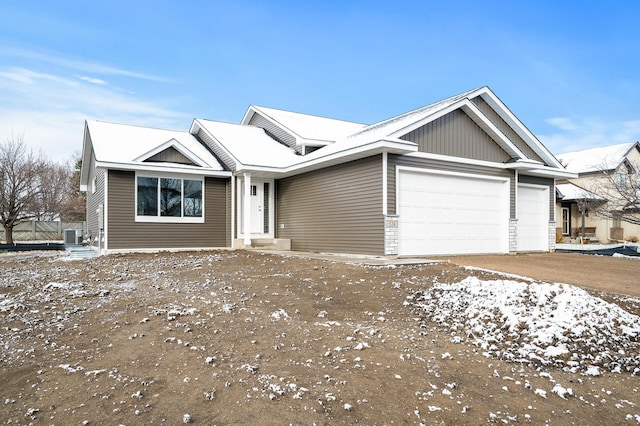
[408, 276, 640, 374]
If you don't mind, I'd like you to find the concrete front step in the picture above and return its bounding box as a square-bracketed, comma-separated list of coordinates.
[66, 246, 100, 259]
[233, 238, 291, 250]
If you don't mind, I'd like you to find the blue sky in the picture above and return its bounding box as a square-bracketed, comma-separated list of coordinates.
[1, 1, 639, 162]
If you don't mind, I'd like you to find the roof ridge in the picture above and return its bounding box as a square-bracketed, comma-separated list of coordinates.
[251, 105, 366, 126]
[347, 87, 484, 139]
[87, 119, 187, 133]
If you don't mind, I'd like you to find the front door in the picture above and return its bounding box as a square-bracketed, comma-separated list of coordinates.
[240, 180, 271, 236]
[249, 183, 264, 234]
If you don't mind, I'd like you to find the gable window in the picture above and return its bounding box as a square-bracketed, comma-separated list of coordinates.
[136, 174, 204, 222]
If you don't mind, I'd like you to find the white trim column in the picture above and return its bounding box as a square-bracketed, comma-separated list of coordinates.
[230, 175, 235, 243]
[382, 152, 388, 215]
[243, 172, 252, 246]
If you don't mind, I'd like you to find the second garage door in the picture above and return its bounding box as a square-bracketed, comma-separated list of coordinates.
[398, 169, 510, 256]
[517, 184, 550, 252]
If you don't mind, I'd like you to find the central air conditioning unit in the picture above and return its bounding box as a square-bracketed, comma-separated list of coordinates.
[64, 229, 83, 245]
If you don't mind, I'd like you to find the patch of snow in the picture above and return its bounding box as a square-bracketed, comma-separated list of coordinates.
[584, 366, 601, 376]
[551, 383, 573, 399]
[534, 388, 547, 398]
[270, 309, 290, 321]
[409, 276, 640, 374]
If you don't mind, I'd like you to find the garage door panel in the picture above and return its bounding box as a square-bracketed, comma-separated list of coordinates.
[517, 185, 549, 252]
[398, 170, 509, 256]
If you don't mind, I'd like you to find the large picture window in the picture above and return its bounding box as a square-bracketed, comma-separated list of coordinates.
[136, 175, 203, 222]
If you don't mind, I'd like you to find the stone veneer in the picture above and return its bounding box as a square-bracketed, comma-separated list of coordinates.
[509, 218, 518, 252]
[384, 215, 399, 255]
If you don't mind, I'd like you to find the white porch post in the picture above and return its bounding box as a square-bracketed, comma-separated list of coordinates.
[243, 172, 252, 246]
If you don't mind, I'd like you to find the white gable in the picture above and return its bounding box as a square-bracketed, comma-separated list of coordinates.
[243, 106, 366, 145]
[194, 119, 301, 169]
[85, 120, 224, 171]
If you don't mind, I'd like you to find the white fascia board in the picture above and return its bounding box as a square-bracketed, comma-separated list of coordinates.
[133, 138, 212, 168]
[387, 98, 528, 160]
[505, 162, 577, 179]
[517, 168, 578, 179]
[242, 105, 300, 144]
[477, 89, 564, 168]
[406, 152, 510, 169]
[240, 107, 256, 125]
[188, 119, 201, 134]
[191, 119, 240, 171]
[387, 100, 463, 139]
[460, 101, 528, 159]
[235, 139, 417, 178]
[299, 137, 333, 147]
[409, 152, 577, 179]
[95, 160, 232, 177]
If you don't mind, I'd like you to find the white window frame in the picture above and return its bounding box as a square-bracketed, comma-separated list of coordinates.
[135, 172, 205, 223]
[561, 207, 570, 235]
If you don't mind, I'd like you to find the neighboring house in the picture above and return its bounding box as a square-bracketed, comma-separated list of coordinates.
[80, 86, 573, 256]
[555, 142, 640, 243]
[555, 182, 604, 242]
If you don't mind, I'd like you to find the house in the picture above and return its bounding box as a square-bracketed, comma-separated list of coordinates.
[80, 86, 573, 256]
[556, 142, 640, 243]
[555, 182, 605, 242]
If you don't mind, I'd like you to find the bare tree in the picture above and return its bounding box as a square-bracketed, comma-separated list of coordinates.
[588, 162, 640, 226]
[0, 134, 45, 243]
[33, 160, 70, 221]
[60, 156, 86, 222]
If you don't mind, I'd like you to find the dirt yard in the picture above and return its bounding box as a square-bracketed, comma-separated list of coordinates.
[1, 250, 639, 425]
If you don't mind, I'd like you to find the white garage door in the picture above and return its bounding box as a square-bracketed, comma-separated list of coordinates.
[517, 184, 549, 252]
[398, 169, 509, 256]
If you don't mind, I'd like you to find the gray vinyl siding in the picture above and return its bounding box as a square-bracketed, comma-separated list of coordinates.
[518, 175, 555, 220]
[226, 179, 232, 244]
[470, 96, 545, 164]
[146, 147, 195, 165]
[106, 170, 229, 250]
[386, 155, 395, 216]
[400, 109, 512, 163]
[388, 154, 517, 218]
[248, 113, 299, 153]
[85, 153, 105, 246]
[276, 155, 384, 255]
[196, 128, 236, 171]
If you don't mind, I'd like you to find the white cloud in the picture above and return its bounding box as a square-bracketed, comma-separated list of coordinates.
[539, 116, 640, 155]
[0, 67, 188, 163]
[0, 47, 171, 82]
[78, 75, 107, 85]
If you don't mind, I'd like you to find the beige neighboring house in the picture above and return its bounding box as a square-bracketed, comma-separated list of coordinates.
[555, 142, 640, 243]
